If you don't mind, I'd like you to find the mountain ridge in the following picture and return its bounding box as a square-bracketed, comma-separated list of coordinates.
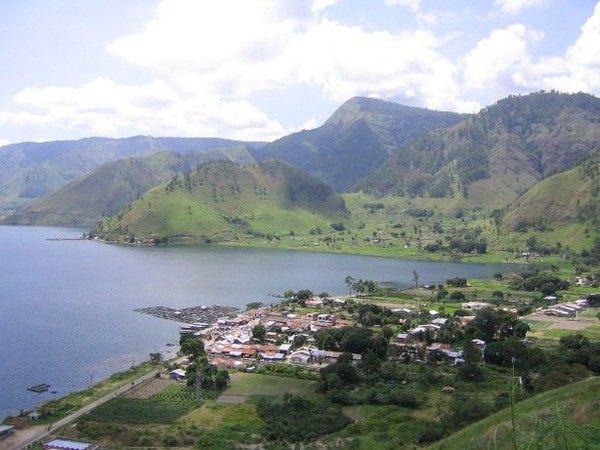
[251, 96, 468, 191]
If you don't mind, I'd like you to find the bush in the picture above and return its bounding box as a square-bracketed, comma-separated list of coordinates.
[257, 394, 351, 442]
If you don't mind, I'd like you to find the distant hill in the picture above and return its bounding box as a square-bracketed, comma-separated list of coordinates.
[500, 146, 600, 232]
[0, 136, 264, 209]
[357, 92, 600, 208]
[1, 146, 256, 226]
[251, 97, 467, 191]
[90, 159, 349, 243]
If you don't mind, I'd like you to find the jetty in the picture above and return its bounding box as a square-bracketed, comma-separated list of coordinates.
[27, 383, 50, 393]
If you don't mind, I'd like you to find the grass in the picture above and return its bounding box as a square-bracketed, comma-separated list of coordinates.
[222, 372, 316, 403]
[426, 376, 600, 450]
[528, 325, 600, 341]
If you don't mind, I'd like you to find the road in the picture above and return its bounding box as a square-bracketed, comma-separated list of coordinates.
[1, 369, 159, 450]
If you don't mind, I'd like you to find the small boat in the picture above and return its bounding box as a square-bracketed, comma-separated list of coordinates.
[27, 383, 50, 393]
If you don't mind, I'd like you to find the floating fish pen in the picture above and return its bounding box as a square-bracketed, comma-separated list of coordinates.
[27, 383, 50, 393]
[135, 305, 240, 325]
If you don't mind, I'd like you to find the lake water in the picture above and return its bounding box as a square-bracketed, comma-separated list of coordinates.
[0, 226, 516, 419]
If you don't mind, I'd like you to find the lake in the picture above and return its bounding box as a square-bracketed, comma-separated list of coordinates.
[0, 226, 517, 419]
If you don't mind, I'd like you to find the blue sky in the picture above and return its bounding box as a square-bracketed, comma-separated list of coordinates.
[0, 0, 598, 144]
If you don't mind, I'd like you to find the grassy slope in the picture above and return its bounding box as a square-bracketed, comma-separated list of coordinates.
[96, 160, 349, 241]
[427, 377, 600, 450]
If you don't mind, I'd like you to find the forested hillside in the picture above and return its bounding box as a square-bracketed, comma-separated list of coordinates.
[252, 96, 467, 191]
[356, 92, 600, 208]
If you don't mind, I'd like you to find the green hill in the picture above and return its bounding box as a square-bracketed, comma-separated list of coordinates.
[501, 146, 600, 233]
[90, 159, 349, 243]
[0, 136, 264, 209]
[427, 376, 600, 450]
[251, 97, 467, 192]
[1, 146, 256, 226]
[357, 92, 600, 209]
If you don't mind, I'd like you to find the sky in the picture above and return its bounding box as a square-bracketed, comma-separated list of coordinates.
[0, 0, 599, 145]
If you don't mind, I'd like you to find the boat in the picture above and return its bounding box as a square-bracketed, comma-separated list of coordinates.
[27, 383, 50, 393]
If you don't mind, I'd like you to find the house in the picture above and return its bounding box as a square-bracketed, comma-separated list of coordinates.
[395, 333, 409, 343]
[317, 313, 335, 322]
[288, 348, 312, 364]
[278, 343, 292, 354]
[0, 425, 14, 440]
[44, 439, 98, 450]
[305, 299, 323, 308]
[461, 302, 489, 312]
[262, 352, 285, 361]
[432, 317, 448, 326]
[169, 368, 186, 380]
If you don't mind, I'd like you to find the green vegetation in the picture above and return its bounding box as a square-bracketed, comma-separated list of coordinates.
[3, 92, 600, 448]
[17, 279, 600, 449]
[79, 385, 199, 426]
[257, 393, 352, 442]
[255, 96, 466, 192]
[90, 159, 349, 243]
[0, 136, 257, 213]
[427, 377, 600, 450]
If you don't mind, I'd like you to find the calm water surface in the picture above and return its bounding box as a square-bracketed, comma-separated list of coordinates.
[0, 226, 516, 419]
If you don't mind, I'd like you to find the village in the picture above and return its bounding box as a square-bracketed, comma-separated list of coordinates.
[134, 293, 594, 382]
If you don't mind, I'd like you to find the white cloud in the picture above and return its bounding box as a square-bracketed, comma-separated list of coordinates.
[2, 0, 598, 144]
[6, 77, 286, 141]
[462, 24, 543, 95]
[554, 2, 600, 92]
[109, 1, 467, 113]
[385, 0, 421, 13]
[495, 0, 545, 15]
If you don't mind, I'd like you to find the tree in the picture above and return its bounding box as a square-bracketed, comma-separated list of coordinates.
[456, 340, 484, 382]
[296, 289, 314, 301]
[215, 370, 230, 389]
[149, 352, 163, 365]
[449, 290, 465, 301]
[340, 327, 373, 354]
[367, 332, 389, 359]
[447, 277, 468, 288]
[252, 324, 267, 343]
[412, 269, 420, 288]
[180, 335, 206, 360]
[293, 334, 307, 349]
[345, 275, 356, 295]
[436, 285, 449, 301]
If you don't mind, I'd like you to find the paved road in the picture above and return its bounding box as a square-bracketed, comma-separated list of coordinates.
[2, 370, 159, 450]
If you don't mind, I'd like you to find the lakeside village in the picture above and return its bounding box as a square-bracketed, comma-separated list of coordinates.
[136, 294, 592, 377]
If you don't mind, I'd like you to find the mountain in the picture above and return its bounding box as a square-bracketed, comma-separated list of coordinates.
[357, 91, 600, 208]
[90, 159, 349, 243]
[1, 146, 256, 226]
[251, 97, 467, 191]
[0, 136, 265, 209]
[500, 146, 600, 232]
